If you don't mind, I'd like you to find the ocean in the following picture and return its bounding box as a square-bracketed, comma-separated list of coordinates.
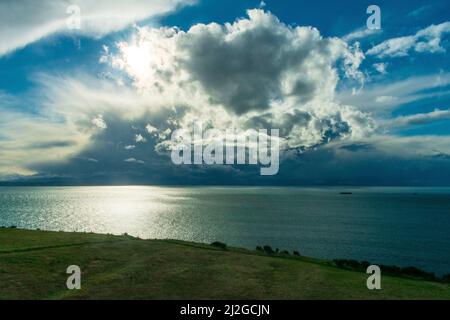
[0, 186, 449, 275]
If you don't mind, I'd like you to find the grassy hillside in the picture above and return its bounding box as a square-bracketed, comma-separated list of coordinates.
[0, 228, 449, 300]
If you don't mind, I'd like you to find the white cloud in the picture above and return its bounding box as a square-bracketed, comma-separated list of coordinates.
[1, 9, 376, 175]
[340, 73, 450, 112]
[92, 114, 107, 129]
[106, 9, 372, 149]
[389, 109, 450, 127]
[343, 27, 381, 42]
[369, 135, 450, 158]
[0, 0, 193, 56]
[0, 72, 172, 175]
[367, 22, 450, 58]
[124, 157, 145, 164]
[0, 109, 89, 175]
[373, 62, 388, 74]
[146, 124, 158, 134]
[134, 134, 146, 143]
[375, 95, 397, 104]
[407, 5, 433, 18]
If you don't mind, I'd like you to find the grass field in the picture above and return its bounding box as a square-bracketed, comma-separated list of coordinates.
[0, 228, 449, 300]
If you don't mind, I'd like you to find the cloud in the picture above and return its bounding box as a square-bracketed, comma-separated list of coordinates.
[0, 71, 177, 175]
[389, 109, 450, 127]
[343, 27, 381, 42]
[339, 142, 372, 152]
[367, 22, 450, 58]
[124, 157, 145, 164]
[284, 135, 450, 186]
[92, 115, 107, 129]
[375, 95, 397, 104]
[0, 109, 89, 175]
[176, 9, 363, 114]
[31, 140, 78, 149]
[1, 9, 376, 178]
[135, 134, 147, 143]
[105, 9, 372, 150]
[339, 73, 450, 112]
[0, 9, 378, 178]
[407, 5, 433, 19]
[0, 0, 193, 56]
[146, 124, 158, 134]
[373, 62, 388, 74]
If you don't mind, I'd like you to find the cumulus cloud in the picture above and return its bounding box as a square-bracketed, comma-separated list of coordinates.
[146, 124, 158, 134]
[105, 9, 372, 151]
[0, 0, 193, 56]
[92, 115, 107, 129]
[1, 9, 376, 178]
[367, 22, 450, 58]
[135, 134, 147, 143]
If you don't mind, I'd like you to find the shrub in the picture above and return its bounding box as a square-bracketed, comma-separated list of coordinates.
[399, 266, 437, 281]
[333, 259, 440, 282]
[263, 245, 275, 255]
[256, 246, 264, 252]
[211, 241, 227, 250]
[293, 251, 301, 256]
[333, 259, 365, 270]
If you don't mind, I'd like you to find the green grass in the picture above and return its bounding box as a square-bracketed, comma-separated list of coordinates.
[0, 228, 449, 300]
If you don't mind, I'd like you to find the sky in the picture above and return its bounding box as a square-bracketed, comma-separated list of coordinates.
[1, 0, 450, 186]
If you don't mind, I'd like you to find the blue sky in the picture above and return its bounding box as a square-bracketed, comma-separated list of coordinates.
[1, 0, 450, 185]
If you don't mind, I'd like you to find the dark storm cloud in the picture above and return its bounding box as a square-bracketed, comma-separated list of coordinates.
[339, 143, 372, 152]
[31, 140, 78, 149]
[176, 10, 350, 115]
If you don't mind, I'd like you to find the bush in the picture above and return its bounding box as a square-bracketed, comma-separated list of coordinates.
[263, 245, 275, 255]
[334, 259, 362, 271]
[256, 246, 264, 252]
[211, 241, 227, 250]
[399, 266, 437, 281]
[281, 250, 290, 255]
[333, 259, 440, 282]
[293, 251, 301, 256]
[442, 274, 450, 283]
